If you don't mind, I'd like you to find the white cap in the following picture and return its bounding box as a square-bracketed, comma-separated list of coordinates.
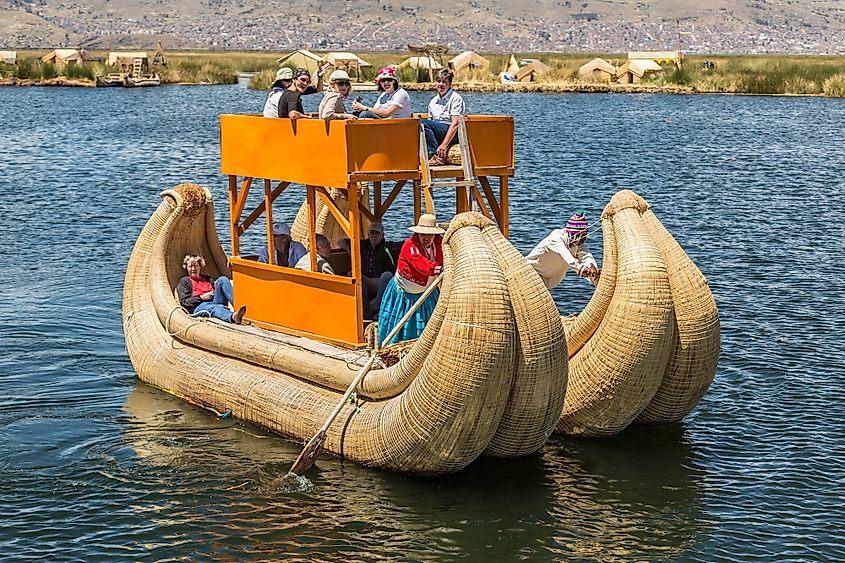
[272, 223, 291, 236]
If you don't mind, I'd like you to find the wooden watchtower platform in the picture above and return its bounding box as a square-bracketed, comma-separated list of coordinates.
[219, 115, 515, 348]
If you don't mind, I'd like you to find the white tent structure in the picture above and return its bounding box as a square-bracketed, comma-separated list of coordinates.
[0, 51, 16, 65]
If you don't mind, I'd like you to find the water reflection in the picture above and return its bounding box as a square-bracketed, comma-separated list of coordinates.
[122, 383, 707, 559]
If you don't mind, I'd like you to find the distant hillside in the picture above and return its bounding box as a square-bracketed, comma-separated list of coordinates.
[3, 0, 845, 54]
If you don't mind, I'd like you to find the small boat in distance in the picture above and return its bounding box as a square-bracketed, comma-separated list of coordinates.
[124, 72, 161, 87]
[95, 73, 125, 87]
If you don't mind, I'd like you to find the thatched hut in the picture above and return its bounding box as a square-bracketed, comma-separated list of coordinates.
[617, 59, 662, 84]
[108, 51, 149, 74]
[515, 60, 552, 82]
[448, 51, 490, 78]
[41, 49, 86, 66]
[0, 50, 16, 65]
[326, 52, 372, 82]
[277, 49, 325, 75]
[578, 58, 616, 82]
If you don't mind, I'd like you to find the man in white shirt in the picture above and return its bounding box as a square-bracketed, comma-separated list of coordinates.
[295, 233, 336, 275]
[421, 69, 466, 166]
[526, 211, 600, 289]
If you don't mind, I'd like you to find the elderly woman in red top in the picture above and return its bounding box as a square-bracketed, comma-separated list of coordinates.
[176, 254, 246, 324]
[377, 214, 445, 345]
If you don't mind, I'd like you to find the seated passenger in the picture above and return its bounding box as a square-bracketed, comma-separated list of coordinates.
[526, 211, 600, 289]
[258, 223, 307, 267]
[176, 254, 246, 324]
[270, 65, 329, 119]
[377, 214, 444, 345]
[360, 221, 401, 319]
[421, 69, 466, 166]
[351, 67, 412, 119]
[319, 70, 357, 120]
[262, 67, 293, 118]
[294, 234, 336, 275]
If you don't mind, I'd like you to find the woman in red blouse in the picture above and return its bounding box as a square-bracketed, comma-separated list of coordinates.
[377, 214, 444, 345]
[176, 254, 246, 324]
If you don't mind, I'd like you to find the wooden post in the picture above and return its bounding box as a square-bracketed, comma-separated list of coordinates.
[306, 185, 318, 272]
[373, 180, 382, 219]
[228, 175, 239, 256]
[500, 175, 509, 238]
[264, 179, 275, 265]
[348, 182, 364, 341]
[413, 180, 421, 223]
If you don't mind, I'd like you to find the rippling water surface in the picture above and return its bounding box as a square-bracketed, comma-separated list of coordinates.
[1, 84, 844, 561]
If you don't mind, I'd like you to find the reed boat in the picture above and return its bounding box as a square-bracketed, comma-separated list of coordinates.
[123, 114, 719, 475]
[96, 73, 125, 87]
[124, 73, 161, 88]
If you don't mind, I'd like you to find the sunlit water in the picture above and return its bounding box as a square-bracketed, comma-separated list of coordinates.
[1, 83, 844, 560]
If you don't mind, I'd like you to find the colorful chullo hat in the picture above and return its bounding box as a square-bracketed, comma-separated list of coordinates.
[565, 210, 588, 245]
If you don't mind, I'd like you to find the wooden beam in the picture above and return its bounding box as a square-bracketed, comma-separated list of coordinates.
[306, 185, 318, 273]
[232, 176, 253, 224]
[358, 201, 377, 223]
[228, 175, 239, 256]
[380, 180, 406, 216]
[264, 179, 275, 266]
[413, 181, 421, 223]
[347, 182, 364, 342]
[477, 176, 502, 222]
[373, 181, 382, 217]
[500, 175, 509, 238]
[315, 186, 352, 238]
[473, 187, 492, 219]
[239, 181, 290, 235]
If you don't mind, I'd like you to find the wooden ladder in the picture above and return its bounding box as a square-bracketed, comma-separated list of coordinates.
[419, 115, 476, 217]
[132, 58, 143, 79]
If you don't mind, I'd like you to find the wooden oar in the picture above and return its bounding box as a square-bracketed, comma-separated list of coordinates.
[285, 272, 444, 480]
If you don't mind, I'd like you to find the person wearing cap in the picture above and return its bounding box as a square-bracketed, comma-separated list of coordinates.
[358, 221, 402, 319]
[257, 222, 307, 268]
[176, 254, 247, 324]
[377, 214, 444, 345]
[319, 69, 357, 120]
[421, 68, 466, 166]
[526, 210, 600, 289]
[266, 63, 330, 119]
[294, 233, 336, 275]
[351, 67, 412, 119]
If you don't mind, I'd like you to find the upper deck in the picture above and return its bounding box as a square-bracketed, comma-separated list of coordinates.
[219, 114, 515, 348]
[220, 114, 514, 187]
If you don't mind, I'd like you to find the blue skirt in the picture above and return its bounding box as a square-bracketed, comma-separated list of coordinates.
[377, 277, 440, 346]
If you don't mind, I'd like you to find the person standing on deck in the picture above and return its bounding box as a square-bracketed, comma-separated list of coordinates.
[526, 211, 600, 289]
[421, 69, 466, 166]
[377, 214, 444, 345]
[258, 223, 307, 268]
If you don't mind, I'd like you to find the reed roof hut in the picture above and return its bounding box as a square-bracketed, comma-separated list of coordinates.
[617, 59, 662, 84]
[398, 55, 443, 70]
[41, 49, 86, 65]
[277, 49, 325, 75]
[448, 51, 490, 77]
[0, 50, 16, 65]
[515, 60, 552, 82]
[578, 57, 616, 82]
[326, 52, 372, 82]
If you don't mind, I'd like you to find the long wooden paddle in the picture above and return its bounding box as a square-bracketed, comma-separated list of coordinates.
[285, 272, 444, 480]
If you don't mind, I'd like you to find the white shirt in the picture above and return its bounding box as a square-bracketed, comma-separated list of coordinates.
[294, 253, 335, 275]
[428, 89, 465, 122]
[374, 87, 412, 118]
[525, 229, 598, 289]
[263, 89, 284, 118]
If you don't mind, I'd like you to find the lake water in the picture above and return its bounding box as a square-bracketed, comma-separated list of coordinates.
[1, 83, 844, 561]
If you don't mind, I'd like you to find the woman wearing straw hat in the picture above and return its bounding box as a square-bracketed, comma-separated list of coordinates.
[319, 69, 357, 120]
[377, 214, 444, 345]
[526, 210, 600, 289]
[351, 66, 413, 119]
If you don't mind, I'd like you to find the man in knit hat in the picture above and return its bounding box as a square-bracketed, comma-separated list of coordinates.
[526, 210, 600, 289]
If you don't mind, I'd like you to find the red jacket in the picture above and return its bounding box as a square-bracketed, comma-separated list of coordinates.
[397, 234, 443, 286]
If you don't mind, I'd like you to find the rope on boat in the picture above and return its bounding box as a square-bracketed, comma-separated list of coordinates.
[164, 306, 205, 338]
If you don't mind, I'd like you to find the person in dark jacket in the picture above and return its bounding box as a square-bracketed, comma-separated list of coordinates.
[176, 254, 246, 324]
[358, 221, 400, 319]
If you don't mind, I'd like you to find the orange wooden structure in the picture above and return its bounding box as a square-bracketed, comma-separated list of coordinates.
[220, 114, 514, 347]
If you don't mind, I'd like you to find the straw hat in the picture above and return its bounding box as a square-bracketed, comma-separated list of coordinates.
[329, 69, 351, 82]
[274, 67, 293, 81]
[409, 213, 445, 234]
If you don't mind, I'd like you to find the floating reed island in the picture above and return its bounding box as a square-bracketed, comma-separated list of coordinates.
[123, 115, 719, 476]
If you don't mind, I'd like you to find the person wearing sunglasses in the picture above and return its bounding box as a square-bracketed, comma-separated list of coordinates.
[318, 69, 358, 120]
[273, 63, 330, 119]
[351, 66, 412, 119]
